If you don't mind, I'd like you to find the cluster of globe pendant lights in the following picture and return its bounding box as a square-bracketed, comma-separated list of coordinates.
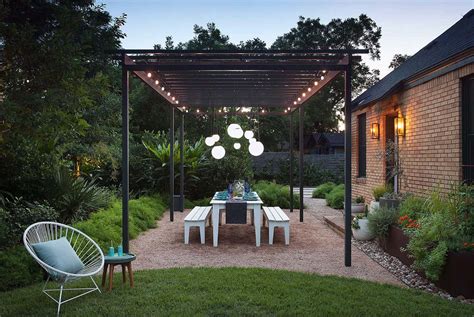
[205, 123, 264, 159]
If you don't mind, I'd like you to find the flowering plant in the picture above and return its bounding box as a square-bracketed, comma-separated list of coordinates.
[462, 242, 474, 250]
[398, 215, 420, 229]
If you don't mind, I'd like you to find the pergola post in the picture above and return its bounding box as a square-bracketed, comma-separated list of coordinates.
[170, 107, 175, 221]
[179, 112, 185, 212]
[289, 112, 294, 213]
[121, 60, 130, 253]
[298, 105, 304, 222]
[344, 55, 353, 267]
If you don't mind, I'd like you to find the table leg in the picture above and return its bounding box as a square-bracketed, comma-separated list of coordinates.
[127, 263, 134, 288]
[108, 264, 115, 291]
[212, 204, 220, 247]
[101, 264, 108, 288]
[121, 264, 126, 283]
[254, 205, 261, 247]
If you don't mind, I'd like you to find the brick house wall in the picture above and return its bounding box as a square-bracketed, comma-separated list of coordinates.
[351, 62, 474, 203]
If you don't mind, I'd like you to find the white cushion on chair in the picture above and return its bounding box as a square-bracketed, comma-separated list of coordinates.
[32, 237, 84, 274]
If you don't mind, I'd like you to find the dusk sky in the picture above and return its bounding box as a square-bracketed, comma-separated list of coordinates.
[100, 0, 473, 77]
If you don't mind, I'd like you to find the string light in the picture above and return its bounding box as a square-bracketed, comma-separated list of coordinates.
[314, 81, 318, 86]
[196, 109, 200, 113]
[147, 72, 152, 78]
[176, 100, 179, 104]
[302, 93, 306, 97]
[298, 97, 301, 101]
[323, 70, 327, 74]
[154, 80, 159, 85]
[287, 107, 291, 110]
[261, 109, 265, 113]
[161, 87, 165, 91]
[172, 96, 175, 101]
[293, 101, 297, 105]
[284, 109, 288, 113]
[167, 92, 171, 96]
[308, 87, 311, 92]
[321, 75, 325, 80]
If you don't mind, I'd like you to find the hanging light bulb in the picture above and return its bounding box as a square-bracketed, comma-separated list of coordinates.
[197, 109, 200, 113]
[323, 70, 327, 74]
[147, 72, 152, 78]
[298, 97, 301, 101]
[314, 81, 318, 86]
[261, 109, 265, 113]
[167, 92, 171, 96]
[154, 80, 159, 85]
[287, 107, 291, 111]
[308, 87, 311, 92]
[172, 96, 175, 101]
[211, 146, 226, 159]
[161, 87, 165, 91]
[205, 137, 215, 147]
[227, 123, 243, 139]
[176, 100, 179, 104]
[302, 93, 306, 97]
[321, 75, 325, 80]
[293, 101, 297, 105]
[284, 109, 288, 113]
[218, 109, 222, 113]
[248, 141, 264, 156]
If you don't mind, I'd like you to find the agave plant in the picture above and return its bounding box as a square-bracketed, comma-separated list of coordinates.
[50, 167, 113, 223]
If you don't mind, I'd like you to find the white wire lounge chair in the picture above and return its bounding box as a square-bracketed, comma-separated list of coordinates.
[23, 221, 104, 316]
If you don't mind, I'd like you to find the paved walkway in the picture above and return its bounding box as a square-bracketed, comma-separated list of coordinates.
[130, 198, 402, 286]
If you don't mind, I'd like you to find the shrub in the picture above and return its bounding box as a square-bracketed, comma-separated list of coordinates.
[372, 185, 390, 202]
[0, 198, 59, 249]
[49, 168, 114, 223]
[399, 195, 427, 220]
[312, 182, 336, 198]
[74, 195, 166, 252]
[191, 197, 212, 207]
[0, 245, 43, 292]
[367, 207, 398, 239]
[253, 181, 301, 209]
[325, 184, 344, 209]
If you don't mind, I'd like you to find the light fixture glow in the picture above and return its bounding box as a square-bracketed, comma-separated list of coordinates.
[370, 123, 380, 139]
[155, 80, 159, 85]
[395, 112, 406, 137]
[233, 143, 241, 150]
[244, 131, 254, 139]
[161, 87, 165, 91]
[167, 92, 171, 96]
[227, 123, 244, 139]
[293, 101, 297, 105]
[323, 70, 327, 74]
[211, 145, 226, 159]
[284, 109, 288, 113]
[197, 109, 200, 113]
[308, 87, 311, 92]
[147, 72, 152, 78]
[302, 93, 306, 97]
[321, 76, 325, 80]
[176, 100, 179, 104]
[314, 81, 318, 86]
[172, 96, 175, 101]
[249, 141, 264, 156]
[298, 97, 301, 101]
[205, 137, 215, 147]
[261, 109, 265, 113]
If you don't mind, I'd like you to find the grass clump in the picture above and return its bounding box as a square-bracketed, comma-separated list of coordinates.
[325, 184, 344, 209]
[312, 182, 336, 198]
[74, 195, 166, 252]
[253, 181, 301, 209]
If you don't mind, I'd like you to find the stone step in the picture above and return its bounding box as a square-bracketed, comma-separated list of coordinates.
[323, 215, 345, 238]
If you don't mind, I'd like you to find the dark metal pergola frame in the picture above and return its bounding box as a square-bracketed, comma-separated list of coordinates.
[114, 49, 368, 266]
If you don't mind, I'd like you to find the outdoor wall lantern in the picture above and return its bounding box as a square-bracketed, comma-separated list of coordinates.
[370, 123, 380, 139]
[394, 112, 406, 137]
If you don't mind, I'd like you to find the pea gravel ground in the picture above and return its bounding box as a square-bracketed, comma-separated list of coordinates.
[129, 198, 402, 286]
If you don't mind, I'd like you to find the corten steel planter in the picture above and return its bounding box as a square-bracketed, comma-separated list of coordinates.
[379, 198, 401, 209]
[435, 250, 474, 299]
[381, 225, 413, 266]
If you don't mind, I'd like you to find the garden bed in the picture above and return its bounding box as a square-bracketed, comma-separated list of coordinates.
[379, 225, 474, 299]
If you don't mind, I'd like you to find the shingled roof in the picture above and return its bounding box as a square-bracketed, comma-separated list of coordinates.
[352, 9, 474, 110]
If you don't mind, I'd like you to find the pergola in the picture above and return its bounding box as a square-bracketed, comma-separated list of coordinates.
[113, 49, 368, 266]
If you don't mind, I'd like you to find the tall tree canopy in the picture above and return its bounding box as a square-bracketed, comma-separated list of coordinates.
[0, 0, 125, 197]
[389, 54, 411, 69]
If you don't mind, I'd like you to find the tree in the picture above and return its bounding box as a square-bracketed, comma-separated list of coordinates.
[389, 54, 411, 69]
[0, 0, 125, 199]
[271, 15, 381, 134]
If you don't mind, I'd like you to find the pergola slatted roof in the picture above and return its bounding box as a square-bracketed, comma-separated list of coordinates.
[114, 48, 369, 268]
[114, 49, 366, 109]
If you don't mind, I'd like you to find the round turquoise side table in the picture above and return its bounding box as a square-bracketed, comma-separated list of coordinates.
[101, 253, 136, 291]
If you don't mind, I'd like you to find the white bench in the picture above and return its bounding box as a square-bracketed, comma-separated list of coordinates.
[184, 206, 212, 244]
[263, 206, 290, 245]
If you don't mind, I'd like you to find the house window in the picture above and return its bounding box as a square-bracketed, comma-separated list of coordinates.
[462, 75, 474, 184]
[358, 113, 367, 177]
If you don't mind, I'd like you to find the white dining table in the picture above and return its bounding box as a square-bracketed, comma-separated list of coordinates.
[209, 192, 264, 247]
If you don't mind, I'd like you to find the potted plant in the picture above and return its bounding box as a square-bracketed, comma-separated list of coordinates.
[351, 196, 365, 213]
[352, 208, 374, 241]
[379, 191, 405, 209]
[370, 185, 389, 213]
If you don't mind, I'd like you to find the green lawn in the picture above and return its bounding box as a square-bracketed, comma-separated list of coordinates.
[1, 268, 473, 316]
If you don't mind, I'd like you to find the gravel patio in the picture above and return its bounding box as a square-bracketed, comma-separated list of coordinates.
[129, 198, 402, 286]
